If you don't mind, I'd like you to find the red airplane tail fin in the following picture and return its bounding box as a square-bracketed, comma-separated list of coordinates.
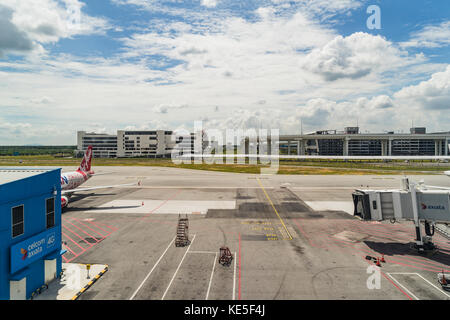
[78, 145, 93, 172]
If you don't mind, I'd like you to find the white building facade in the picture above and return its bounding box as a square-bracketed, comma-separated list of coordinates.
[77, 130, 183, 158]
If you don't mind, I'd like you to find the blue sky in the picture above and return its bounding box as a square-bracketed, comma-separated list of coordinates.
[0, 0, 449, 144]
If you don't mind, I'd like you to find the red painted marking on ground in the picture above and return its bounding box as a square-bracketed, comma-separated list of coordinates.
[393, 253, 450, 270]
[62, 255, 68, 263]
[380, 270, 414, 300]
[63, 224, 94, 247]
[293, 219, 326, 248]
[324, 234, 413, 300]
[356, 221, 450, 249]
[386, 257, 450, 273]
[238, 232, 241, 300]
[61, 231, 85, 253]
[95, 222, 118, 231]
[355, 220, 450, 252]
[73, 218, 108, 238]
[62, 241, 80, 257]
[347, 220, 413, 243]
[297, 220, 449, 298]
[87, 220, 111, 234]
[327, 234, 450, 273]
[61, 217, 118, 262]
[328, 235, 380, 255]
[346, 221, 450, 267]
[63, 218, 102, 243]
[326, 235, 413, 300]
[140, 189, 184, 220]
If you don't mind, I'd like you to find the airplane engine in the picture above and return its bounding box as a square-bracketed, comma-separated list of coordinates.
[61, 196, 69, 208]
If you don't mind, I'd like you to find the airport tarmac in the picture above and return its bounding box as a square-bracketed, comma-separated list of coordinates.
[57, 166, 450, 300]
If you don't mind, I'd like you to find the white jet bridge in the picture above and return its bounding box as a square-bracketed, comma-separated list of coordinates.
[352, 178, 450, 253]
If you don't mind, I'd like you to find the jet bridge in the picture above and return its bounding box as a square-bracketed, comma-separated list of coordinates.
[352, 178, 450, 252]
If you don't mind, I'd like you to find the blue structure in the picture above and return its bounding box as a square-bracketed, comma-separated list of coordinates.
[0, 169, 62, 300]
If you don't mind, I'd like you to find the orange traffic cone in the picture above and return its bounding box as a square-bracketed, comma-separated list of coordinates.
[376, 257, 381, 267]
[442, 270, 447, 285]
[380, 255, 386, 263]
[142, 201, 144, 206]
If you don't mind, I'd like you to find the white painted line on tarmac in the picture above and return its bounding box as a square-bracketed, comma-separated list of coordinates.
[161, 234, 197, 300]
[233, 251, 237, 301]
[131, 186, 275, 189]
[414, 273, 450, 299]
[129, 237, 175, 300]
[388, 272, 450, 299]
[386, 273, 420, 300]
[206, 253, 218, 300]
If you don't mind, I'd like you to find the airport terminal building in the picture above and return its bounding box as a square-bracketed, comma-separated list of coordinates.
[78, 127, 450, 158]
[0, 169, 62, 300]
[77, 130, 200, 158]
[278, 127, 450, 156]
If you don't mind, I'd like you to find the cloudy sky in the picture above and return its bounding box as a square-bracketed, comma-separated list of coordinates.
[0, 0, 449, 145]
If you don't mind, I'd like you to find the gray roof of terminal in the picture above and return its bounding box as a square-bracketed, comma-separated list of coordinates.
[0, 168, 56, 186]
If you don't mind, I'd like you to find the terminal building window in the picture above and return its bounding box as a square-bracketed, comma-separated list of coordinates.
[46, 197, 55, 229]
[12, 205, 24, 238]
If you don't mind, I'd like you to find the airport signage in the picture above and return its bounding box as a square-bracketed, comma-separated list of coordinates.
[421, 203, 446, 211]
[10, 227, 61, 274]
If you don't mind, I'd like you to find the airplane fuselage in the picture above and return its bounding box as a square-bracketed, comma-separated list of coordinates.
[61, 170, 92, 191]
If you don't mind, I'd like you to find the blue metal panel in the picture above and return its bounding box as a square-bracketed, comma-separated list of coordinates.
[0, 169, 62, 300]
[10, 227, 61, 274]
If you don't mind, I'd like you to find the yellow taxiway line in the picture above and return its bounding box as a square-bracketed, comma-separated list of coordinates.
[256, 178, 292, 240]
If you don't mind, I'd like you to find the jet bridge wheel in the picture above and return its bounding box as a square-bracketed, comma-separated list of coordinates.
[425, 221, 435, 236]
[409, 242, 438, 255]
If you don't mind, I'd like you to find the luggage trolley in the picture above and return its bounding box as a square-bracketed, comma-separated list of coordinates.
[175, 214, 190, 247]
[218, 246, 233, 266]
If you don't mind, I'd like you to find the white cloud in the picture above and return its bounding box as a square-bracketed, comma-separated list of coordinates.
[0, 0, 110, 56]
[295, 98, 335, 126]
[394, 65, 450, 110]
[125, 119, 169, 131]
[153, 103, 189, 114]
[30, 96, 54, 104]
[401, 21, 450, 48]
[0, 119, 68, 145]
[302, 32, 413, 81]
[0, 5, 34, 56]
[0, 1, 448, 144]
[201, 0, 218, 8]
[0, 121, 32, 131]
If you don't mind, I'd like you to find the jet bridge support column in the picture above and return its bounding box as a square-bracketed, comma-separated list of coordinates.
[409, 182, 423, 249]
[353, 177, 445, 253]
[408, 180, 436, 252]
